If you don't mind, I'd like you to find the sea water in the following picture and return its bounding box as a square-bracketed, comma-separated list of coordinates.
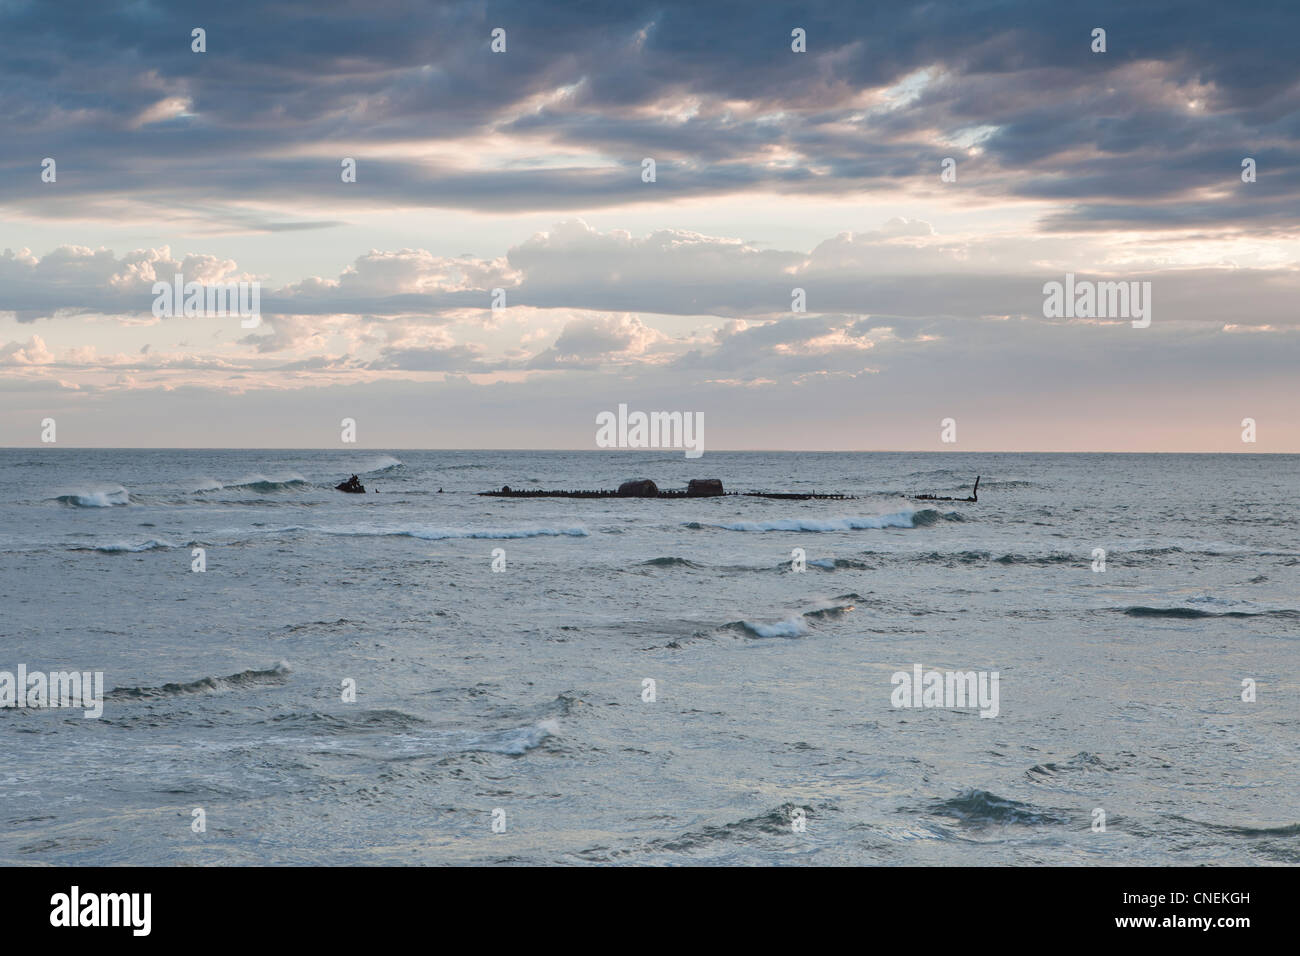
[0, 449, 1296, 864]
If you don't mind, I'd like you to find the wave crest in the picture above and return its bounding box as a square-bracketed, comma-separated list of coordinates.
[223, 474, 311, 493]
[81, 539, 175, 554]
[108, 661, 291, 700]
[735, 616, 809, 639]
[698, 510, 922, 533]
[927, 789, 1068, 827]
[53, 487, 131, 508]
[358, 455, 403, 474]
[324, 526, 588, 541]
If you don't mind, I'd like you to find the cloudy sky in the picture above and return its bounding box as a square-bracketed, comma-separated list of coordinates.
[1, 0, 1297, 451]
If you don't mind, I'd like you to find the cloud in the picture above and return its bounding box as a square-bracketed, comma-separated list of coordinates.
[528, 312, 667, 367]
[1, 0, 1297, 452]
[2, 1, 1297, 230]
[0, 335, 54, 366]
[0, 245, 246, 320]
[7, 220, 1300, 386]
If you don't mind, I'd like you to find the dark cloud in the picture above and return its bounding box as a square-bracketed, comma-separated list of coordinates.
[0, 1, 1296, 226]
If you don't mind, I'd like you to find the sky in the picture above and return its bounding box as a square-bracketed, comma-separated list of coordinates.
[1, 0, 1298, 451]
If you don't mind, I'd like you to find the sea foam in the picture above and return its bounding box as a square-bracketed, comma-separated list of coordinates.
[702, 510, 919, 533]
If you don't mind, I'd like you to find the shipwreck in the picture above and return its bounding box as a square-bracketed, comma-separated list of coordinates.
[478, 478, 855, 501]
[912, 476, 979, 502]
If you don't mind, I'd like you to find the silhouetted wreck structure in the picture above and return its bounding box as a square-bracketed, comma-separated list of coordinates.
[912, 476, 979, 502]
[479, 478, 855, 500]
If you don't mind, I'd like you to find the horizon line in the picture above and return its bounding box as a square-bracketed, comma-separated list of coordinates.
[3, 446, 1298, 455]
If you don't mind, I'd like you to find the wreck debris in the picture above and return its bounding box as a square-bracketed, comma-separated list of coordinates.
[913, 476, 979, 502]
[478, 477, 856, 500]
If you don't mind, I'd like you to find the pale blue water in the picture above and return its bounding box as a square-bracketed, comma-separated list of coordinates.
[1, 450, 1297, 864]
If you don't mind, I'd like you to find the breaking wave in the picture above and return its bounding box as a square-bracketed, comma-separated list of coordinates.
[726, 594, 861, 639]
[79, 539, 175, 554]
[463, 718, 558, 755]
[323, 526, 588, 541]
[696, 510, 928, 533]
[52, 487, 131, 508]
[736, 616, 808, 638]
[357, 455, 403, 474]
[107, 661, 291, 700]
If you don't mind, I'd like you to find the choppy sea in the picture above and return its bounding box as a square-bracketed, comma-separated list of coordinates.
[1, 449, 1296, 864]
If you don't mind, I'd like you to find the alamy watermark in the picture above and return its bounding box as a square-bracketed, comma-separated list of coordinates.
[595, 403, 704, 458]
[50, 887, 150, 936]
[890, 663, 999, 718]
[1043, 273, 1151, 328]
[152, 272, 261, 328]
[0, 664, 104, 718]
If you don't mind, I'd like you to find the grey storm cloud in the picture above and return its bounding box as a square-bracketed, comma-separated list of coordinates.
[1, 1, 1298, 227]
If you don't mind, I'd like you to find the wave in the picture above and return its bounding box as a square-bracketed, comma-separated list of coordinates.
[735, 616, 809, 639]
[725, 594, 862, 639]
[640, 556, 703, 569]
[79, 539, 175, 554]
[803, 601, 857, 621]
[1026, 752, 1117, 778]
[107, 661, 291, 700]
[1122, 605, 1299, 620]
[463, 719, 558, 755]
[251, 697, 563, 759]
[1172, 817, 1300, 838]
[221, 474, 311, 493]
[52, 487, 131, 508]
[927, 789, 1068, 827]
[553, 804, 823, 859]
[994, 552, 1076, 565]
[913, 508, 962, 525]
[697, 509, 924, 533]
[646, 803, 817, 853]
[260, 708, 428, 733]
[323, 526, 588, 541]
[805, 557, 875, 571]
[906, 550, 1075, 566]
[357, 455, 403, 474]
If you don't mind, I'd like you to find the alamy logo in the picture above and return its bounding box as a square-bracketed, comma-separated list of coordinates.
[595, 403, 704, 458]
[1042, 273, 1151, 328]
[50, 887, 151, 936]
[0, 665, 103, 718]
[890, 664, 1000, 718]
[151, 272, 261, 328]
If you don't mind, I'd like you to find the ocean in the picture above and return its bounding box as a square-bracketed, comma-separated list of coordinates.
[1, 449, 1296, 865]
